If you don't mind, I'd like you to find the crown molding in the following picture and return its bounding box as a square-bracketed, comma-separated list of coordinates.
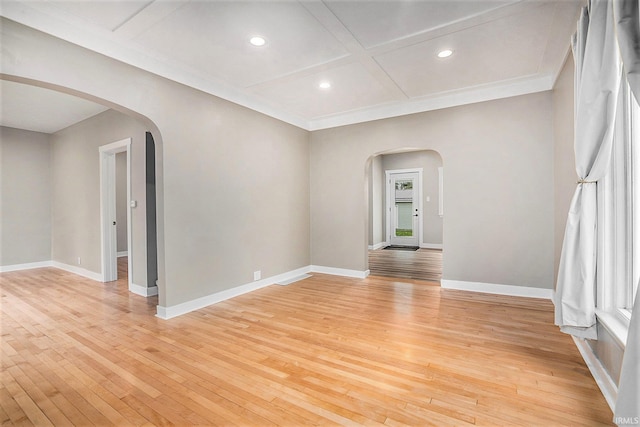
[308, 74, 555, 130]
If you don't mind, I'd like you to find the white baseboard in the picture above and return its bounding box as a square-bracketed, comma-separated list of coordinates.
[51, 261, 104, 282]
[440, 279, 553, 300]
[117, 251, 128, 258]
[2, 259, 156, 298]
[0, 260, 53, 272]
[156, 265, 375, 320]
[572, 336, 617, 412]
[129, 283, 158, 297]
[156, 266, 312, 320]
[276, 274, 312, 286]
[310, 265, 370, 279]
[420, 243, 443, 250]
[368, 242, 388, 250]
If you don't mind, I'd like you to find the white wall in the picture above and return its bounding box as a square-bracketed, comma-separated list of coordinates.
[0, 127, 51, 266]
[311, 92, 555, 289]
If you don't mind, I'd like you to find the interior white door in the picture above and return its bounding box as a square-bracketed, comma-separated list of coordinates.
[100, 138, 131, 284]
[388, 172, 420, 246]
[102, 152, 118, 282]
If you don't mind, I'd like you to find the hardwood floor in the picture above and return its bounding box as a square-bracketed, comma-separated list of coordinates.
[369, 248, 442, 282]
[0, 264, 613, 426]
[117, 255, 128, 281]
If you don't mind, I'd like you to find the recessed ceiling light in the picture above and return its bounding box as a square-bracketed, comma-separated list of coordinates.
[249, 36, 266, 47]
[437, 49, 453, 58]
[319, 81, 331, 90]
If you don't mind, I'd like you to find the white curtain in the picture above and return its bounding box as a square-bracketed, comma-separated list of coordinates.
[615, 0, 640, 97]
[613, 1, 640, 424]
[554, 0, 621, 339]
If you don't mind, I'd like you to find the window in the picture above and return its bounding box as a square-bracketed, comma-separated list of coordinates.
[597, 80, 640, 339]
[618, 84, 640, 316]
[630, 88, 640, 309]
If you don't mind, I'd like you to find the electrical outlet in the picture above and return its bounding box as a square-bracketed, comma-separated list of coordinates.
[253, 270, 261, 281]
[77, 256, 81, 265]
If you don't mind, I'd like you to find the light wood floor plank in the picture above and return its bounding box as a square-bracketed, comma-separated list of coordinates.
[2, 369, 52, 426]
[4, 362, 73, 426]
[0, 384, 32, 426]
[0, 259, 613, 426]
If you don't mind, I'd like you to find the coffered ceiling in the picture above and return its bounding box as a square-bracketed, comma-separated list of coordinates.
[0, 0, 582, 132]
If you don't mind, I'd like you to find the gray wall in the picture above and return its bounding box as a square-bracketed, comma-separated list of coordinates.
[553, 54, 577, 284]
[311, 92, 554, 289]
[1, 18, 310, 309]
[380, 150, 443, 246]
[0, 127, 52, 266]
[162, 106, 310, 306]
[50, 109, 149, 287]
[116, 151, 128, 254]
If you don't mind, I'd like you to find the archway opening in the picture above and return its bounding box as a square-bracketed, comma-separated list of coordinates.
[0, 76, 165, 308]
[365, 148, 444, 282]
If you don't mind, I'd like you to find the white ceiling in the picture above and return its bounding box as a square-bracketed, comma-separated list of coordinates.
[0, 0, 582, 133]
[0, 80, 109, 134]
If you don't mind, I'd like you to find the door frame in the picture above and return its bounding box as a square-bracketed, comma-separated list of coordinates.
[385, 168, 423, 247]
[99, 138, 132, 286]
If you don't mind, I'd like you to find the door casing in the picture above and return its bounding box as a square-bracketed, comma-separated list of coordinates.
[99, 138, 132, 285]
[385, 168, 423, 247]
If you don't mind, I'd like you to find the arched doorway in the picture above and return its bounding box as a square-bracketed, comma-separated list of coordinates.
[0, 76, 164, 306]
[366, 149, 444, 282]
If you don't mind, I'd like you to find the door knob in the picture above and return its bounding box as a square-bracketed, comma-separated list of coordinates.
[113, 221, 116, 225]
